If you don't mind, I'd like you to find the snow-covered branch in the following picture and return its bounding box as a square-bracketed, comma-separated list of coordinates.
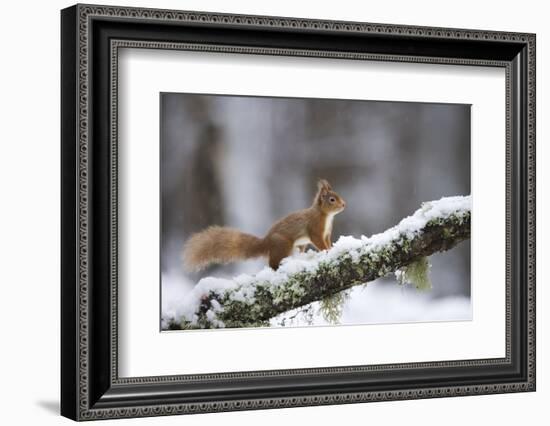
[170, 196, 471, 330]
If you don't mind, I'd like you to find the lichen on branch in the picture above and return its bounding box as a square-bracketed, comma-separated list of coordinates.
[395, 256, 432, 291]
[169, 195, 471, 330]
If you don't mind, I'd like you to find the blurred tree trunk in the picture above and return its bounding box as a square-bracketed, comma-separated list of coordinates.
[186, 123, 224, 231]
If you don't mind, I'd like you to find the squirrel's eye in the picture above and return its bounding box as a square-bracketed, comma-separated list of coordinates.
[329, 197, 335, 203]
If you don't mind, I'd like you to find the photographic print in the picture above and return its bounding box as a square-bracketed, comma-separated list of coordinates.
[61, 6, 535, 418]
[160, 93, 471, 331]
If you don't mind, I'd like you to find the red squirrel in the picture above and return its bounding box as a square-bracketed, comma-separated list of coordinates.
[183, 179, 346, 271]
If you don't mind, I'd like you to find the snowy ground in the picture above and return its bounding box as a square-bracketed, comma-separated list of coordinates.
[270, 279, 471, 327]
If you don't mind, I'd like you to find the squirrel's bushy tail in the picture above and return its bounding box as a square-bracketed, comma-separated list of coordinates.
[182, 226, 267, 271]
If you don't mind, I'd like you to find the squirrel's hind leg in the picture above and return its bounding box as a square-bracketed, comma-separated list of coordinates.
[268, 235, 294, 270]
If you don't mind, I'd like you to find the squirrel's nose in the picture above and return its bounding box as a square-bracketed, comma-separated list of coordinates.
[342, 201, 346, 208]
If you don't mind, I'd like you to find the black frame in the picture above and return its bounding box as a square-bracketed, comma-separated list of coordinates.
[61, 4, 536, 421]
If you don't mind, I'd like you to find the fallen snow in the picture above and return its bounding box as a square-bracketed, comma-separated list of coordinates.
[169, 195, 471, 327]
[271, 281, 472, 327]
[160, 272, 194, 329]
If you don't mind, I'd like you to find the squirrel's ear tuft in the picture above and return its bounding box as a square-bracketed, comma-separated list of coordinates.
[318, 178, 331, 191]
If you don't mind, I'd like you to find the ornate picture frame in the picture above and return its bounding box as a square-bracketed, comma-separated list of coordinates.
[61, 3, 535, 421]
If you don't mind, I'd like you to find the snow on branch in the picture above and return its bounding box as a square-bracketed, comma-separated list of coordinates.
[170, 195, 471, 330]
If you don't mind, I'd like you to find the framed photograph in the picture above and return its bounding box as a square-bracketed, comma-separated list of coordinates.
[61, 4, 536, 421]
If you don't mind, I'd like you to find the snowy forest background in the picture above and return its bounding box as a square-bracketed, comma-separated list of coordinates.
[160, 93, 471, 330]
